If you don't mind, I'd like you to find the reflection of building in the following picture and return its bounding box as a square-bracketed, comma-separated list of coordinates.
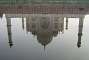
[5, 14, 84, 48]
[6, 16, 13, 48]
[26, 15, 64, 48]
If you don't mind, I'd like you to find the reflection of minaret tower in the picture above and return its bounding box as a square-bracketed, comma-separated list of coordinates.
[6, 17, 13, 48]
[22, 17, 24, 30]
[77, 17, 84, 48]
[66, 17, 68, 30]
[26, 17, 30, 33]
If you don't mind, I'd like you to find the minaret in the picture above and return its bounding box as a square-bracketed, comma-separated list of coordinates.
[22, 17, 24, 30]
[77, 17, 84, 48]
[6, 17, 13, 48]
[66, 17, 68, 30]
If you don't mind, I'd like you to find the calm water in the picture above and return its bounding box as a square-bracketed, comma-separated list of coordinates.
[0, 14, 89, 60]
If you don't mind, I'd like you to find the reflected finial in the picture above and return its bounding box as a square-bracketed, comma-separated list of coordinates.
[77, 40, 81, 48]
[9, 42, 13, 48]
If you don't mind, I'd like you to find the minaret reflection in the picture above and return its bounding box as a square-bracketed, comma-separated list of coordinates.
[22, 17, 24, 30]
[6, 17, 13, 48]
[26, 16, 64, 49]
[26, 16, 31, 34]
[66, 17, 68, 30]
[77, 17, 84, 48]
